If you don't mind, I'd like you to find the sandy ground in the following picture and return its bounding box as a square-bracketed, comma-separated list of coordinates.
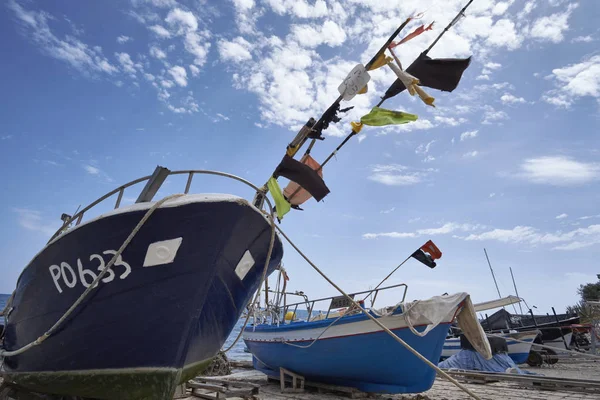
[2, 358, 599, 399]
[196, 358, 600, 400]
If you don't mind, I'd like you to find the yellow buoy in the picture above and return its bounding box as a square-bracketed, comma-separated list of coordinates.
[285, 311, 295, 321]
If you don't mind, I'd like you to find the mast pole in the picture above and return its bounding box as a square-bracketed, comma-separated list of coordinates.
[423, 0, 475, 56]
[484, 248, 502, 299]
[509, 267, 524, 314]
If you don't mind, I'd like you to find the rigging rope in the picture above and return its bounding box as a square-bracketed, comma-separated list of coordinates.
[0, 193, 184, 358]
[273, 224, 482, 400]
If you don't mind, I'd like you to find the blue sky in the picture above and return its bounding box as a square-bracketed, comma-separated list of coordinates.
[1, 0, 599, 315]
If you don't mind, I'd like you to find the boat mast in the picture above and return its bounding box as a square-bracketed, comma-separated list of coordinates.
[483, 248, 502, 299]
[509, 267, 524, 314]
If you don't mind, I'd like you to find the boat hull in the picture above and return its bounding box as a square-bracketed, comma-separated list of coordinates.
[442, 332, 538, 364]
[244, 311, 454, 393]
[1, 195, 283, 399]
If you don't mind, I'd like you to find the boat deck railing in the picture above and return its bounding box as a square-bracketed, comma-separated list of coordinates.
[48, 166, 249, 243]
[276, 283, 408, 324]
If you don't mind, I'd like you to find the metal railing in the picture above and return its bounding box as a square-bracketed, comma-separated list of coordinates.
[275, 283, 408, 325]
[48, 167, 261, 243]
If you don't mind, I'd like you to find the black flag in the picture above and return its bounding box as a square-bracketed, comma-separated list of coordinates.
[275, 155, 330, 202]
[382, 53, 472, 102]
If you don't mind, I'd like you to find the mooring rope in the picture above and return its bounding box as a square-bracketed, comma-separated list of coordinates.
[273, 224, 482, 400]
[0, 193, 184, 358]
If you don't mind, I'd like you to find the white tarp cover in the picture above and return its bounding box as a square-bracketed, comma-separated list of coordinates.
[473, 295, 522, 312]
[401, 292, 493, 360]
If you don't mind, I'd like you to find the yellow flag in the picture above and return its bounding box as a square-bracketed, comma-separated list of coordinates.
[368, 53, 393, 71]
[267, 177, 291, 219]
[360, 107, 418, 126]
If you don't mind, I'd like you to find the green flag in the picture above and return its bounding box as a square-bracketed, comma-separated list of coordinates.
[360, 107, 418, 126]
[267, 177, 291, 220]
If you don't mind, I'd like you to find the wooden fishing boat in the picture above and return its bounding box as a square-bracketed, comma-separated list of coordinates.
[243, 284, 491, 394]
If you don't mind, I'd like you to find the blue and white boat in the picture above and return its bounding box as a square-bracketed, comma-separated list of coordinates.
[243, 284, 491, 394]
[0, 167, 283, 399]
[441, 331, 539, 364]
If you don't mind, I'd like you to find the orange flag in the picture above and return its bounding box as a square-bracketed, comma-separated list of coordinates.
[389, 22, 434, 49]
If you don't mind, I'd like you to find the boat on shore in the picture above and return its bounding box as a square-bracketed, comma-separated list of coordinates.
[0, 168, 284, 399]
[243, 276, 491, 394]
[442, 330, 539, 364]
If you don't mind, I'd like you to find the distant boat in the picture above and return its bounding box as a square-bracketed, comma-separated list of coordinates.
[0, 167, 283, 399]
[442, 331, 539, 364]
[243, 284, 491, 394]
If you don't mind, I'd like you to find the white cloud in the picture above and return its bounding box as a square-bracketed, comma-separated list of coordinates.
[572, 35, 594, 43]
[415, 140, 436, 155]
[168, 65, 187, 87]
[185, 31, 211, 66]
[460, 130, 478, 141]
[368, 164, 435, 186]
[115, 52, 137, 75]
[291, 20, 346, 48]
[530, 5, 577, 43]
[84, 165, 99, 175]
[543, 55, 600, 107]
[500, 93, 526, 104]
[148, 25, 172, 38]
[517, 156, 600, 185]
[487, 19, 523, 50]
[13, 208, 59, 237]
[363, 222, 481, 239]
[489, 192, 496, 198]
[463, 150, 479, 158]
[189, 64, 200, 76]
[434, 116, 467, 126]
[556, 213, 568, 219]
[579, 214, 600, 220]
[484, 62, 502, 70]
[149, 46, 166, 59]
[117, 35, 132, 44]
[8, 0, 118, 75]
[380, 207, 395, 214]
[165, 8, 198, 35]
[482, 106, 508, 124]
[233, 0, 255, 11]
[218, 37, 252, 63]
[265, 0, 328, 18]
[463, 224, 600, 251]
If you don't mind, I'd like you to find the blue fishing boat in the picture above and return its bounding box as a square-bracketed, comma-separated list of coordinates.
[0, 168, 283, 399]
[243, 283, 491, 394]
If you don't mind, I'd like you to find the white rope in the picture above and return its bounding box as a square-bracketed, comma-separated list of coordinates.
[0, 193, 184, 358]
[273, 224, 482, 400]
[282, 313, 347, 349]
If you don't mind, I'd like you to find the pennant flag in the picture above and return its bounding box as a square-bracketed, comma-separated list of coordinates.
[283, 154, 324, 206]
[411, 240, 442, 268]
[360, 107, 418, 126]
[389, 22, 434, 48]
[267, 177, 291, 220]
[382, 53, 472, 101]
[275, 155, 330, 202]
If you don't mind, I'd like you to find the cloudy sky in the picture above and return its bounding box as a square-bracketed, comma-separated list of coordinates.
[1, 0, 599, 314]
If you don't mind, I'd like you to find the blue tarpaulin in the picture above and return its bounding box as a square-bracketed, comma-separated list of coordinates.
[438, 350, 536, 375]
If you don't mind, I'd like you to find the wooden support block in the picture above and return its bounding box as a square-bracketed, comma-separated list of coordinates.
[279, 367, 305, 393]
